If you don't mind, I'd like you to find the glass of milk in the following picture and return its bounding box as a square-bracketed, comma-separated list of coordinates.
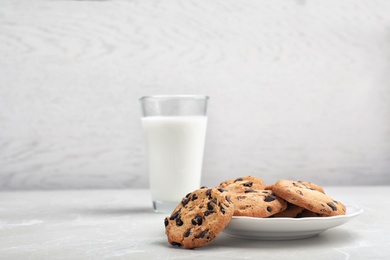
[140, 95, 209, 213]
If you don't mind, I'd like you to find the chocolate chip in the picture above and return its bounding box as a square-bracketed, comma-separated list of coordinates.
[170, 209, 181, 220]
[192, 193, 198, 201]
[234, 178, 243, 182]
[204, 210, 214, 216]
[182, 198, 190, 206]
[219, 203, 226, 214]
[207, 201, 214, 211]
[206, 189, 212, 197]
[296, 190, 303, 196]
[217, 188, 226, 193]
[170, 241, 182, 247]
[200, 186, 207, 189]
[185, 193, 191, 198]
[267, 206, 272, 212]
[264, 194, 276, 202]
[243, 182, 253, 187]
[164, 217, 169, 227]
[184, 228, 191, 237]
[327, 202, 337, 211]
[195, 230, 208, 238]
[226, 196, 232, 204]
[191, 215, 203, 225]
[176, 217, 183, 226]
[244, 189, 256, 193]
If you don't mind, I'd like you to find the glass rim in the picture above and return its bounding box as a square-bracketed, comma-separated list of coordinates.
[139, 95, 209, 102]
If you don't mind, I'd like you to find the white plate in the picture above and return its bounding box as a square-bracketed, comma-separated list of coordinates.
[222, 204, 363, 240]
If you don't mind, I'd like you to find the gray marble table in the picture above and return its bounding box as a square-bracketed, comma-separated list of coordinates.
[0, 187, 389, 259]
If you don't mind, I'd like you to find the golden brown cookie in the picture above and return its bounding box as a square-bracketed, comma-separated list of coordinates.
[164, 187, 234, 249]
[272, 180, 346, 216]
[219, 176, 266, 193]
[230, 190, 287, 217]
[271, 203, 304, 218]
[266, 181, 324, 193]
[296, 209, 325, 218]
[297, 181, 325, 193]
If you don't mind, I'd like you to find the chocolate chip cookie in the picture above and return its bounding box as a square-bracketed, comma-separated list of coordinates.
[271, 202, 304, 218]
[219, 176, 266, 193]
[296, 209, 325, 218]
[297, 181, 325, 193]
[230, 189, 287, 217]
[164, 187, 234, 249]
[265, 181, 324, 194]
[272, 180, 346, 216]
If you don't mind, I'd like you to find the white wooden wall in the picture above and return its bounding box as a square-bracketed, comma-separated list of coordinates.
[1, 0, 389, 189]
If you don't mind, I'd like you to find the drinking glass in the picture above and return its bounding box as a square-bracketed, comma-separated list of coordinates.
[140, 95, 209, 213]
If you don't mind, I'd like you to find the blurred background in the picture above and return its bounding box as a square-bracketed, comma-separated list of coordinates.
[0, 0, 389, 190]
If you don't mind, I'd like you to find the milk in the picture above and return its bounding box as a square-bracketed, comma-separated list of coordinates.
[142, 116, 207, 203]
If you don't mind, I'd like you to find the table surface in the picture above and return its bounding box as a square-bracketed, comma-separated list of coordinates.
[0, 186, 389, 259]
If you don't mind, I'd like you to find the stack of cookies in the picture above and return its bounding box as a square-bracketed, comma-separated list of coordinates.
[164, 176, 346, 249]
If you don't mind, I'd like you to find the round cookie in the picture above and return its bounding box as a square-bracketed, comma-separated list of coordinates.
[296, 209, 325, 218]
[164, 187, 234, 249]
[219, 176, 266, 193]
[271, 203, 304, 218]
[297, 181, 325, 193]
[272, 180, 346, 216]
[230, 189, 287, 218]
[265, 181, 324, 194]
